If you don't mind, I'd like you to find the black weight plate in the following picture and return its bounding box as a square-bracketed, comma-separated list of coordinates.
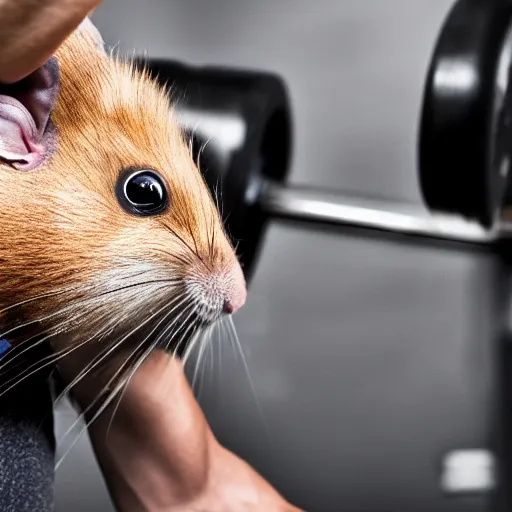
[418, 0, 512, 227]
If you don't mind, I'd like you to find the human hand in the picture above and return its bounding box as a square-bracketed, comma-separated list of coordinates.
[0, 0, 102, 83]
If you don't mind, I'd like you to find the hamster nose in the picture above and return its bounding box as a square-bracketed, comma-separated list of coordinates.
[223, 300, 236, 315]
[223, 261, 247, 315]
[223, 287, 246, 315]
[185, 258, 247, 322]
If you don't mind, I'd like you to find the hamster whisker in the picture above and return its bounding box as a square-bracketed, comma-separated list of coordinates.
[213, 172, 225, 221]
[176, 296, 211, 363]
[161, 223, 211, 273]
[149, 247, 195, 268]
[202, 324, 217, 387]
[184, 215, 209, 271]
[0, 265, 165, 319]
[57, 295, 196, 463]
[0, 296, 120, 371]
[210, 178, 235, 248]
[195, 139, 212, 184]
[167, 319, 199, 357]
[60, 343, 148, 449]
[189, 326, 207, 396]
[0, 301, 125, 380]
[85, 277, 180, 304]
[174, 299, 215, 387]
[0, 317, 79, 377]
[55, 292, 190, 403]
[190, 323, 216, 393]
[103, 317, 185, 437]
[57, 344, 145, 449]
[0, 284, 81, 316]
[182, 324, 205, 371]
[180, 316, 205, 383]
[194, 184, 216, 262]
[104, 353, 152, 438]
[0, 278, 178, 375]
[50, 304, 158, 405]
[0, 333, 100, 400]
[225, 316, 246, 373]
[205, 325, 217, 397]
[0, 280, 183, 401]
[103, 296, 202, 435]
[212, 168, 221, 213]
[172, 316, 200, 360]
[55, 366, 135, 472]
[224, 316, 268, 434]
[167, 297, 202, 354]
[216, 321, 223, 378]
[208, 205, 216, 262]
[152, 300, 198, 355]
[0, 277, 179, 344]
[55, 296, 191, 449]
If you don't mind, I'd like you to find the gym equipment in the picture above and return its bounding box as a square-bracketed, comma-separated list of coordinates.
[419, 0, 512, 228]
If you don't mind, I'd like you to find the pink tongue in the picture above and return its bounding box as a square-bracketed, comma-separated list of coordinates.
[0, 94, 40, 162]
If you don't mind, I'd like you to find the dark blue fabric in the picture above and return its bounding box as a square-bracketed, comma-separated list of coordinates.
[0, 339, 11, 357]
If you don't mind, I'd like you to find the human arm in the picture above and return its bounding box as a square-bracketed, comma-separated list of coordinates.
[0, 0, 102, 83]
[64, 350, 301, 512]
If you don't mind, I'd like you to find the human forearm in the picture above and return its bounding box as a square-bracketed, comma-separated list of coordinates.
[89, 407, 297, 512]
[64, 350, 300, 511]
[84, 352, 215, 511]
[0, 0, 101, 83]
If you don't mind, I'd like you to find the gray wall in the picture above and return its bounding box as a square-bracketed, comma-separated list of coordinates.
[53, 2, 497, 512]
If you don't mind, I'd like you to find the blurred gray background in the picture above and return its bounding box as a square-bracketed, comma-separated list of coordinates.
[54, 2, 500, 512]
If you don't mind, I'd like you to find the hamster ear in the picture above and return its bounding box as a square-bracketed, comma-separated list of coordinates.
[78, 17, 108, 55]
[0, 57, 59, 170]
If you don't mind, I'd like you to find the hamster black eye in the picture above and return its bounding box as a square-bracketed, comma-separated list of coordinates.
[116, 168, 169, 216]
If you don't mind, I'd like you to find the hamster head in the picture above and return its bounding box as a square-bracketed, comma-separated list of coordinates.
[0, 20, 246, 360]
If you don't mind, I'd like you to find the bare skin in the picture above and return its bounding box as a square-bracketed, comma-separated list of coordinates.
[0, 0, 102, 83]
[63, 350, 300, 512]
[0, 2, 301, 510]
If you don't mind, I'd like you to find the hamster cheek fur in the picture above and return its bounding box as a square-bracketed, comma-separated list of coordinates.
[0, 22, 246, 368]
